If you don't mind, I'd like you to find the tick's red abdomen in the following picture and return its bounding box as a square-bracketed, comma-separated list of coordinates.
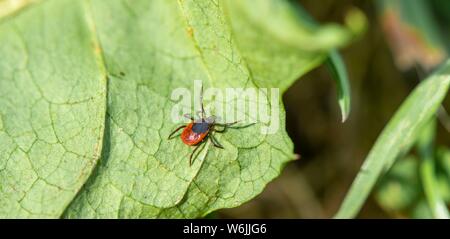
[181, 123, 208, 145]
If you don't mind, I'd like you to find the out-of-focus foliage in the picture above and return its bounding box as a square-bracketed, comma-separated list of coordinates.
[335, 61, 450, 218]
[375, 156, 421, 213]
[376, 147, 450, 218]
[221, 0, 450, 219]
[376, 119, 450, 218]
[371, 0, 450, 219]
[377, 0, 447, 71]
[336, 0, 450, 219]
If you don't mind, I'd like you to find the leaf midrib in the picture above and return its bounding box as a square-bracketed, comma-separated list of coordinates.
[58, 0, 109, 218]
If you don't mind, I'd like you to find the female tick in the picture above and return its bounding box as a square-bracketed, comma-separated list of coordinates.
[168, 86, 239, 165]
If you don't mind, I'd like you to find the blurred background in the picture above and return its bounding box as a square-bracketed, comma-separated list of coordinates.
[217, 0, 450, 218]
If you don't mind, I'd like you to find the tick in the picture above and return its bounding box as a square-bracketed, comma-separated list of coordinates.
[168, 86, 241, 165]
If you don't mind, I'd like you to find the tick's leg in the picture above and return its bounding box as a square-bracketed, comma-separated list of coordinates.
[183, 113, 194, 121]
[211, 124, 225, 133]
[215, 121, 240, 127]
[228, 122, 257, 129]
[189, 144, 202, 166]
[215, 121, 241, 131]
[200, 84, 206, 119]
[168, 125, 186, 139]
[214, 127, 226, 133]
[195, 111, 204, 121]
[210, 134, 224, 149]
[214, 121, 238, 133]
[215, 122, 256, 133]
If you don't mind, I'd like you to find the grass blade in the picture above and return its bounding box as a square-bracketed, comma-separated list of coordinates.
[326, 50, 351, 122]
[335, 60, 450, 218]
[417, 119, 450, 219]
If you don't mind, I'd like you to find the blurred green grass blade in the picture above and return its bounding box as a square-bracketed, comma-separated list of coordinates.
[437, 147, 450, 181]
[326, 50, 351, 122]
[437, 147, 450, 203]
[416, 118, 436, 157]
[420, 157, 450, 218]
[335, 60, 450, 219]
[417, 120, 450, 219]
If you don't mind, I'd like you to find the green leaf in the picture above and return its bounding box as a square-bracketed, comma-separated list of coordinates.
[0, 0, 356, 218]
[0, 0, 107, 218]
[326, 50, 351, 122]
[335, 60, 450, 219]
